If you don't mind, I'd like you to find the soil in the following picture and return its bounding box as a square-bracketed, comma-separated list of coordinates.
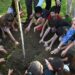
[1, 23, 75, 75]
[0, 23, 52, 75]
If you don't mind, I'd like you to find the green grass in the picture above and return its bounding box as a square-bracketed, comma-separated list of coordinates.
[0, 0, 67, 19]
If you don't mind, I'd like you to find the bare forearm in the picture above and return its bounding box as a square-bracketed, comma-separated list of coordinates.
[41, 20, 48, 33]
[64, 42, 74, 52]
[57, 42, 64, 49]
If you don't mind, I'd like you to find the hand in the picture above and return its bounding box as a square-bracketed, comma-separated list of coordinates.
[39, 39, 44, 44]
[40, 32, 43, 37]
[8, 69, 13, 75]
[0, 58, 5, 63]
[0, 45, 7, 54]
[30, 13, 34, 19]
[34, 27, 36, 32]
[44, 42, 48, 47]
[61, 50, 67, 57]
[15, 41, 19, 46]
[50, 48, 59, 54]
[25, 26, 30, 33]
[45, 59, 49, 65]
[45, 47, 51, 51]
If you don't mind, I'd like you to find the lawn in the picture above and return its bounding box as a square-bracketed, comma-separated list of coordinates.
[0, 0, 67, 19]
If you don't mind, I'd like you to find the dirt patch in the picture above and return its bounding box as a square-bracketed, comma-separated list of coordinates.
[0, 24, 51, 75]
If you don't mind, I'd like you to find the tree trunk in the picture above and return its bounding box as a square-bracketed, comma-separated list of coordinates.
[72, 0, 75, 17]
[66, 0, 72, 16]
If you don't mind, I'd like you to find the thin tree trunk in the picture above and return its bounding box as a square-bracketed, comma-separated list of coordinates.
[72, 0, 75, 17]
[66, 0, 72, 16]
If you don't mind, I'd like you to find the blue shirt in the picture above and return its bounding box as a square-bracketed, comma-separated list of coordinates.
[37, 0, 44, 7]
[62, 28, 75, 44]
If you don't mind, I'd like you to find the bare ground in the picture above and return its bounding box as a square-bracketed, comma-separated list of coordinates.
[0, 24, 52, 75]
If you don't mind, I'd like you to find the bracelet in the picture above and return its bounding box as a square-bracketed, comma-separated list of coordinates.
[57, 46, 60, 49]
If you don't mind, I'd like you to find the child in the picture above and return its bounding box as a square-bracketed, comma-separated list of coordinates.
[24, 61, 43, 75]
[25, 6, 43, 33]
[51, 18, 75, 55]
[39, 9, 70, 51]
[39, 6, 62, 42]
[25, 57, 64, 75]
[44, 57, 64, 75]
[7, 0, 24, 32]
[0, 13, 19, 45]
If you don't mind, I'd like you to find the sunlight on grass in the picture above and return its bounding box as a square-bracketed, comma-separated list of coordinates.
[0, 0, 67, 19]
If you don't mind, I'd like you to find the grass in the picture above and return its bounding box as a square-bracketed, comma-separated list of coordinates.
[0, 0, 67, 18]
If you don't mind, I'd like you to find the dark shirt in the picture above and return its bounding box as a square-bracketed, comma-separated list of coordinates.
[43, 66, 55, 75]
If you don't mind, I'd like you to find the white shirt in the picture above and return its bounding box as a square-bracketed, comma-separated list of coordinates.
[7, 7, 14, 14]
[37, 0, 44, 7]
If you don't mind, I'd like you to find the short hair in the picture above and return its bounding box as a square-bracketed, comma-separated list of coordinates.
[27, 61, 43, 75]
[34, 6, 43, 14]
[49, 57, 63, 71]
[50, 6, 60, 14]
[4, 13, 14, 22]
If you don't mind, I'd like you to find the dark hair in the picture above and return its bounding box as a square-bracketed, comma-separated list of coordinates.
[48, 57, 64, 75]
[50, 6, 60, 14]
[34, 6, 43, 14]
[5, 13, 14, 22]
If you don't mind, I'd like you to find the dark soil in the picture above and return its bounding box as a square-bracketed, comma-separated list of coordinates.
[0, 23, 52, 75]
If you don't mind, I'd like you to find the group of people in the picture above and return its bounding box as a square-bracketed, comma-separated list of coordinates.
[24, 0, 75, 75]
[0, 0, 75, 75]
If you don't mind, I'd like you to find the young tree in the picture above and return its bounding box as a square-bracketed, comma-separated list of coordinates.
[66, 0, 72, 15]
[72, 0, 75, 17]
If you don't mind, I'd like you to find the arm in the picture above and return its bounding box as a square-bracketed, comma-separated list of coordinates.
[61, 28, 75, 45]
[61, 57, 68, 62]
[51, 28, 75, 54]
[37, 0, 44, 7]
[45, 59, 53, 71]
[40, 19, 48, 37]
[61, 42, 75, 56]
[8, 69, 13, 75]
[25, 17, 36, 32]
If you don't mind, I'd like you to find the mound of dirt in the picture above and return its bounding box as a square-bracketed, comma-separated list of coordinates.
[0, 24, 51, 74]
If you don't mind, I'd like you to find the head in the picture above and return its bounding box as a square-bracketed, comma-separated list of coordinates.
[50, 11, 56, 17]
[34, 6, 43, 17]
[26, 61, 43, 75]
[4, 13, 14, 26]
[50, 6, 59, 17]
[72, 18, 75, 29]
[49, 57, 64, 72]
[5, 13, 14, 22]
